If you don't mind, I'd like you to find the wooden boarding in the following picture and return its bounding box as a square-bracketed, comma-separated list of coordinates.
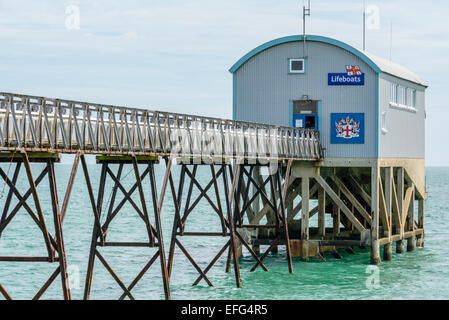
[96, 155, 159, 163]
[0, 152, 61, 163]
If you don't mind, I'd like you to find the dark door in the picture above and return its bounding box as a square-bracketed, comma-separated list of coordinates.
[292, 100, 318, 130]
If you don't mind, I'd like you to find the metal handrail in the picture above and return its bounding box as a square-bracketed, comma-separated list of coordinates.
[0, 92, 323, 160]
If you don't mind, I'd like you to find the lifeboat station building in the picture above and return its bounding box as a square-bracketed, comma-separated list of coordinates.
[229, 35, 428, 263]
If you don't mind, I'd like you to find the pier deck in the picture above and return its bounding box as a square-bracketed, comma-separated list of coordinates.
[0, 92, 425, 300]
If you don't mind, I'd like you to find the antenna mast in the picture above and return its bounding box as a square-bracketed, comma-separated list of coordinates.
[389, 20, 393, 60]
[302, 0, 311, 57]
[363, 0, 366, 51]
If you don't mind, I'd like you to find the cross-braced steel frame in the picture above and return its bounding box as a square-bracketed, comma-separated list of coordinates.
[233, 160, 293, 274]
[0, 91, 324, 299]
[81, 154, 171, 300]
[0, 151, 77, 300]
[167, 159, 293, 288]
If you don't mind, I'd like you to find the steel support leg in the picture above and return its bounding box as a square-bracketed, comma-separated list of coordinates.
[0, 153, 77, 300]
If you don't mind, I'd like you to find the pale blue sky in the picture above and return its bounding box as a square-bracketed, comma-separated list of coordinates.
[0, 0, 447, 165]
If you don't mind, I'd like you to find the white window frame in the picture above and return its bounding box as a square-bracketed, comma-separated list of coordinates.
[406, 88, 411, 106]
[389, 82, 398, 103]
[289, 58, 305, 74]
[411, 89, 417, 107]
[389, 84, 418, 113]
[404, 87, 409, 106]
[398, 86, 406, 105]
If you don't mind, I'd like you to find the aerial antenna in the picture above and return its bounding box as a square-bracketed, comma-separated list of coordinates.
[389, 20, 393, 60]
[362, 0, 366, 51]
[302, 0, 311, 57]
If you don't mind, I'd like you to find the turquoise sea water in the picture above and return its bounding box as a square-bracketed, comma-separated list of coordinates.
[0, 164, 448, 300]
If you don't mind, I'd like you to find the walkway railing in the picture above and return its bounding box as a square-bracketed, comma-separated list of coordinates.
[0, 92, 323, 160]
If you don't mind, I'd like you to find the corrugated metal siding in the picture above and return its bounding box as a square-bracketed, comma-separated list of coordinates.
[378, 73, 426, 159]
[234, 41, 377, 159]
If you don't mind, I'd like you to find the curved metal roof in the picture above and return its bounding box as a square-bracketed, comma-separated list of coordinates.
[229, 35, 427, 87]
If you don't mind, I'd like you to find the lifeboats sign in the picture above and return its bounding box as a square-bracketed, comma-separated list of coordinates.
[331, 113, 365, 144]
[328, 65, 365, 86]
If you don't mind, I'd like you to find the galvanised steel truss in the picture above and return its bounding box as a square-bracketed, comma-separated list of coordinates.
[0, 92, 323, 300]
[0, 92, 322, 160]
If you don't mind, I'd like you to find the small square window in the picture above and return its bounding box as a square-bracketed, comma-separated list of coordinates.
[289, 59, 305, 73]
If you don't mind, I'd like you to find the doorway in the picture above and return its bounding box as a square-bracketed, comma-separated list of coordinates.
[292, 100, 319, 130]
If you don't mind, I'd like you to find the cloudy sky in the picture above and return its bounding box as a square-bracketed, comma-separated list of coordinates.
[0, 0, 447, 165]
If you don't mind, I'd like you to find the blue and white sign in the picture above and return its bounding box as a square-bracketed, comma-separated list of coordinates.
[328, 65, 365, 86]
[331, 113, 365, 144]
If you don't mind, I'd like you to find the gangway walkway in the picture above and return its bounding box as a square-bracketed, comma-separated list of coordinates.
[0, 92, 323, 301]
[0, 92, 322, 160]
